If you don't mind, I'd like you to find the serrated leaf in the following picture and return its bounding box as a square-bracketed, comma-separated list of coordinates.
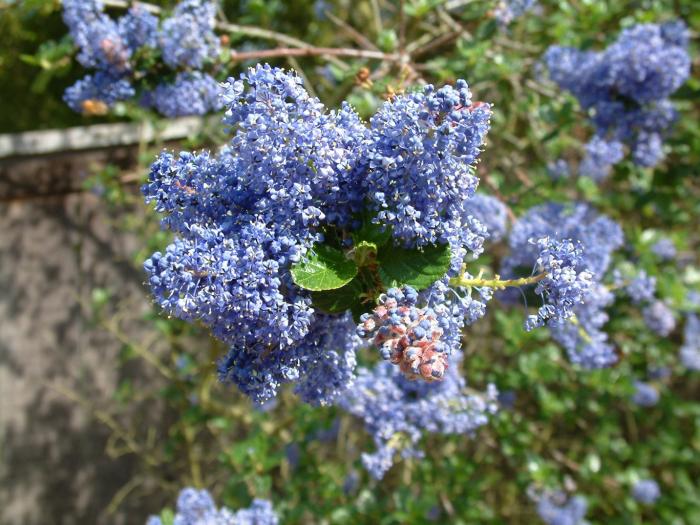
[290, 244, 358, 291]
[377, 243, 452, 290]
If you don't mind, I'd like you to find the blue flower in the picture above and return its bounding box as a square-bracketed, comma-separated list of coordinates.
[159, 0, 220, 69]
[632, 479, 661, 505]
[643, 300, 676, 337]
[631, 380, 660, 407]
[502, 203, 623, 368]
[680, 314, 700, 371]
[146, 487, 278, 525]
[361, 82, 491, 249]
[146, 72, 223, 117]
[339, 353, 498, 479]
[535, 491, 588, 525]
[544, 21, 690, 173]
[63, 72, 135, 113]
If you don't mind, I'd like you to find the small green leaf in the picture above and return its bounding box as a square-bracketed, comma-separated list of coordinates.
[353, 240, 378, 267]
[291, 244, 358, 291]
[377, 243, 452, 290]
[159, 509, 175, 525]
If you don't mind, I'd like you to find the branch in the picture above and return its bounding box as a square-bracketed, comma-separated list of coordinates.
[231, 47, 402, 62]
[323, 10, 381, 51]
[103, 0, 321, 50]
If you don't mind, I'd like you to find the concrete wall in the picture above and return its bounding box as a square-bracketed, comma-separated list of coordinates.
[0, 147, 162, 524]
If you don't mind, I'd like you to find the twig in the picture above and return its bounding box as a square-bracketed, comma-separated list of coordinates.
[49, 382, 161, 467]
[370, 0, 384, 38]
[399, 0, 406, 54]
[230, 47, 401, 62]
[411, 29, 462, 58]
[323, 10, 381, 51]
[103, 0, 328, 50]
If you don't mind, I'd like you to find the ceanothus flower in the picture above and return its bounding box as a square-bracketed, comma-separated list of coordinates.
[146, 72, 223, 117]
[359, 287, 449, 382]
[550, 283, 618, 368]
[494, 0, 537, 26]
[632, 479, 661, 505]
[626, 270, 657, 304]
[338, 353, 498, 479]
[680, 314, 700, 370]
[502, 202, 623, 368]
[643, 300, 676, 336]
[61, 0, 227, 118]
[62, 0, 130, 72]
[63, 72, 135, 113]
[544, 21, 691, 174]
[535, 491, 588, 525]
[632, 380, 660, 407]
[146, 488, 277, 525]
[462, 193, 509, 242]
[160, 0, 221, 69]
[524, 237, 593, 331]
[579, 136, 624, 181]
[118, 5, 158, 52]
[651, 237, 676, 261]
[221, 64, 370, 233]
[361, 81, 491, 249]
[143, 65, 497, 401]
[502, 202, 623, 277]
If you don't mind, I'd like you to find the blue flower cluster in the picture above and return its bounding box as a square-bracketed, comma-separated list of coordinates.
[462, 194, 509, 242]
[359, 287, 449, 382]
[360, 81, 491, 252]
[147, 72, 223, 118]
[534, 491, 588, 525]
[64, 72, 135, 113]
[338, 353, 498, 479]
[651, 237, 677, 261]
[160, 0, 220, 69]
[620, 269, 676, 337]
[544, 21, 691, 177]
[144, 65, 493, 403]
[631, 380, 660, 407]
[146, 488, 277, 525]
[61, 0, 222, 116]
[625, 270, 657, 305]
[632, 479, 661, 505]
[358, 279, 495, 379]
[642, 300, 676, 337]
[524, 237, 593, 331]
[494, 0, 537, 26]
[502, 203, 624, 368]
[680, 314, 700, 371]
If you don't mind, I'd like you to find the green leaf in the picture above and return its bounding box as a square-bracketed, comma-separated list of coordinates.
[352, 240, 378, 267]
[377, 243, 452, 290]
[311, 276, 365, 315]
[291, 244, 358, 291]
[159, 509, 175, 525]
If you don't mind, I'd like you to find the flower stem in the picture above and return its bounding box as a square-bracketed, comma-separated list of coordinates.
[450, 272, 547, 290]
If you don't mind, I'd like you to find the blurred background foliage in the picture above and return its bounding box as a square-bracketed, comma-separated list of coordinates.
[2, 0, 699, 523]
